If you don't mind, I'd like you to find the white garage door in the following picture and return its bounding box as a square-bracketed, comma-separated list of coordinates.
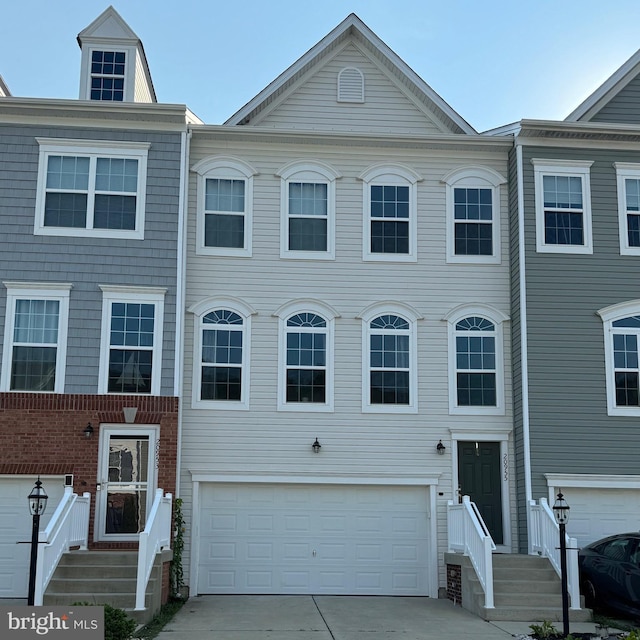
[564, 487, 640, 548]
[0, 477, 66, 597]
[198, 483, 431, 595]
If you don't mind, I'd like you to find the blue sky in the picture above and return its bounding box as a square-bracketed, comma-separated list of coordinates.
[2, 0, 640, 131]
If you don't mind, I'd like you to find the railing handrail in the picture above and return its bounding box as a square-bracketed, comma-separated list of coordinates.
[447, 496, 495, 609]
[528, 498, 581, 610]
[135, 489, 172, 611]
[35, 489, 91, 605]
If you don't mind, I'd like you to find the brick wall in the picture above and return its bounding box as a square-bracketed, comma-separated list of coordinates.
[0, 393, 178, 548]
[446, 563, 463, 606]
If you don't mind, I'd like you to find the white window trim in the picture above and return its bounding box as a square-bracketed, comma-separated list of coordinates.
[98, 285, 166, 396]
[1, 281, 72, 393]
[615, 162, 640, 256]
[358, 302, 421, 413]
[276, 161, 340, 260]
[444, 304, 508, 416]
[597, 299, 640, 416]
[34, 138, 149, 240]
[192, 156, 257, 257]
[442, 166, 505, 265]
[188, 297, 256, 410]
[532, 159, 593, 254]
[359, 164, 421, 262]
[274, 300, 340, 412]
[79, 46, 136, 102]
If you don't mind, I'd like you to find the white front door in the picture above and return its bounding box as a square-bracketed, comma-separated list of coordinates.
[95, 426, 158, 541]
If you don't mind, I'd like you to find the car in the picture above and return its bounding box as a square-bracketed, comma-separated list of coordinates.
[578, 532, 640, 619]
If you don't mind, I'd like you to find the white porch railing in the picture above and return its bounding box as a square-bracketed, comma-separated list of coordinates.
[447, 496, 496, 609]
[34, 488, 91, 605]
[135, 490, 172, 611]
[528, 498, 581, 609]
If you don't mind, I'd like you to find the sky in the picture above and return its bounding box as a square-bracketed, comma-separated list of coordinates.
[2, 0, 640, 132]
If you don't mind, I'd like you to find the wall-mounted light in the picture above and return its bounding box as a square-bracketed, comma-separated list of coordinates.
[436, 440, 446, 455]
[83, 423, 94, 439]
[312, 438, 321, 453]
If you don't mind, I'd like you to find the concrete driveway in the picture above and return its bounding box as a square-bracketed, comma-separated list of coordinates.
[153, 595, 599, 640]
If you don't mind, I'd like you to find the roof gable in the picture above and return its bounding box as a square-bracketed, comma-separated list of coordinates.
[225, 13, 475, 135]
[566, 47, 640, 123]
[77, 5, 139, 43]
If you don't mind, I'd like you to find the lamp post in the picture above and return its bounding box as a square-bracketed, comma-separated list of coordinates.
[552, 490, 570, 638]
[27, 477, 48, 606]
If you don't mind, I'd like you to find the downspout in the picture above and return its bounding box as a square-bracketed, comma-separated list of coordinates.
[516, 141, 533, 551]
[174, 126, 192, 499]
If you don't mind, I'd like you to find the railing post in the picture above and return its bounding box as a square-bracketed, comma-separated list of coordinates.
[567, 536, 581, 609]
[484, 536, 494, 609]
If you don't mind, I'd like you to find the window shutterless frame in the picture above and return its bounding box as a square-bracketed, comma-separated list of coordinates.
[615, 163, 640, 256]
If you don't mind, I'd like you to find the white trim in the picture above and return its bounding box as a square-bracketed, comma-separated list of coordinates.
[545, 473, 640, 490]
[532, 159, 594, 254]
[614, 162, 640, 256]
[97, 285, 166, 395]
[442, 166, 506, 265]
[192, 156, 257, 258]
[80, 46, 133, 102]
[1, 282, 72, 393]
[359, 164, 421, 262]
[190, 471, 441, 485]
[34, 139, 149, 240]
[276, 161, 340, 260]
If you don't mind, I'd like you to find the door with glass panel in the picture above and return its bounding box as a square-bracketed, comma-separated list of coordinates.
[96, 427, 157, 540]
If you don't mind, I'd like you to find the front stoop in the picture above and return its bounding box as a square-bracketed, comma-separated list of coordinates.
[43, 550, 171, 625]
[445, 553, 593, 622]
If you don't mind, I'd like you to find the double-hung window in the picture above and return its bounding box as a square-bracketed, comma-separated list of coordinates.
[533, 159, 593, 254]
[98, 286, 165, 395]
[443, 167, 505, 263]
[189, 298, 255, 409]
[1, 282, 72, 393]
[360, 303, 420, 413]
[277, 161, 339, 259]
[275, 301, 337, 411]
[360, 165, 420, 261]
[90, 50, 126, 101]
[35, 139, 149, 239]
[446, 305, 507, 415]
[615, 163, 640, 255]
[193, 157, 256, 257]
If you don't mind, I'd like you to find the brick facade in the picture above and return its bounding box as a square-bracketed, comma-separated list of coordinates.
[0, 393, 178, 549]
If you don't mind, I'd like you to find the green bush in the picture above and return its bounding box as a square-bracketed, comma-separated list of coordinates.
[72, 602, 137, 640]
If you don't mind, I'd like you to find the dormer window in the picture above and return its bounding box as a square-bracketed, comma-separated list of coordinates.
[90, 50, 126, 101]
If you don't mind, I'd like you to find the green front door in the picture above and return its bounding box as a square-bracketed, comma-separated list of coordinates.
[458, 441, 503, 545]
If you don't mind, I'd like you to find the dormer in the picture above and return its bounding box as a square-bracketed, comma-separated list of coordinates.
[77, 6, 156, 103]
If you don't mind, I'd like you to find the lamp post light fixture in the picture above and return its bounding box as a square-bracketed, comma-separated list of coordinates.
[27, 477, 48, 606]
[552, 490, 570, 639]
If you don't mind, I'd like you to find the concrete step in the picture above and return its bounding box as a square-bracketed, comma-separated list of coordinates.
[46, 577, 155, 594]
[484, 606, 593, 622]
[52, 564, 137, 579]
[493, 578, 561, 595]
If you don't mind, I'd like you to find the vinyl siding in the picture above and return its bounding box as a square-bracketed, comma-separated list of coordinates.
[520, 145, 640, 500]
[134, 50, 153, 103]
[253, 44, 447, 134]
[0, 124, 182, 395]
[590, 74, 640, 124]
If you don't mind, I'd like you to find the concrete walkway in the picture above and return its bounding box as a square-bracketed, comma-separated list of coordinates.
[154, 595, 603, 640]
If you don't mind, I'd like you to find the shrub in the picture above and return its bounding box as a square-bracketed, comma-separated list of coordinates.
[72, 602, 137, 640]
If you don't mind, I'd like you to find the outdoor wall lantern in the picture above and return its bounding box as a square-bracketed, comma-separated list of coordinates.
[436, 440, 446, 455]
[27, 477, 48, 606]
[552, 490, 571, 638]
[312, 438, 321, 453]
[83, 422, 94, 439]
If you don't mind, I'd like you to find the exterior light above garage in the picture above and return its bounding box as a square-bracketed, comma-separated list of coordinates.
[312, 438, 321, 453]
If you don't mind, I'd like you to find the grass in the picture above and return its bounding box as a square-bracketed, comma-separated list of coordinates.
[135, 598, 186, 640]
[593, 612, 639, 633]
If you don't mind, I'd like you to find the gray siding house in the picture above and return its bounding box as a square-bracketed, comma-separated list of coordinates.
[510, 47, 640, 553]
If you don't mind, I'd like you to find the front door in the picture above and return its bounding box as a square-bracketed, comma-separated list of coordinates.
[458, 441, 503, 545]
[96, 426, 157, 541]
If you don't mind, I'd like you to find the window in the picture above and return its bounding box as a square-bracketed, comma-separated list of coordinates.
[1, 282, 72, 393]
[359, 303, 420, 413]
[193, 156, 257, 257]
[615, 163, 640, 255]
[360, 165, 420, 261]
[597, 300, 640, 416]
[533, 159, 593, 254]
[445, 305, 507, 415]
[277, 161, 340, 259]
[34, 139, 149, 239]
[98, 286, 165, 395]
[90, 50, 126, 101]
[443, 167, 505, 263]
[189, 298, 255, 409]
[275, 300, 338, 411]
